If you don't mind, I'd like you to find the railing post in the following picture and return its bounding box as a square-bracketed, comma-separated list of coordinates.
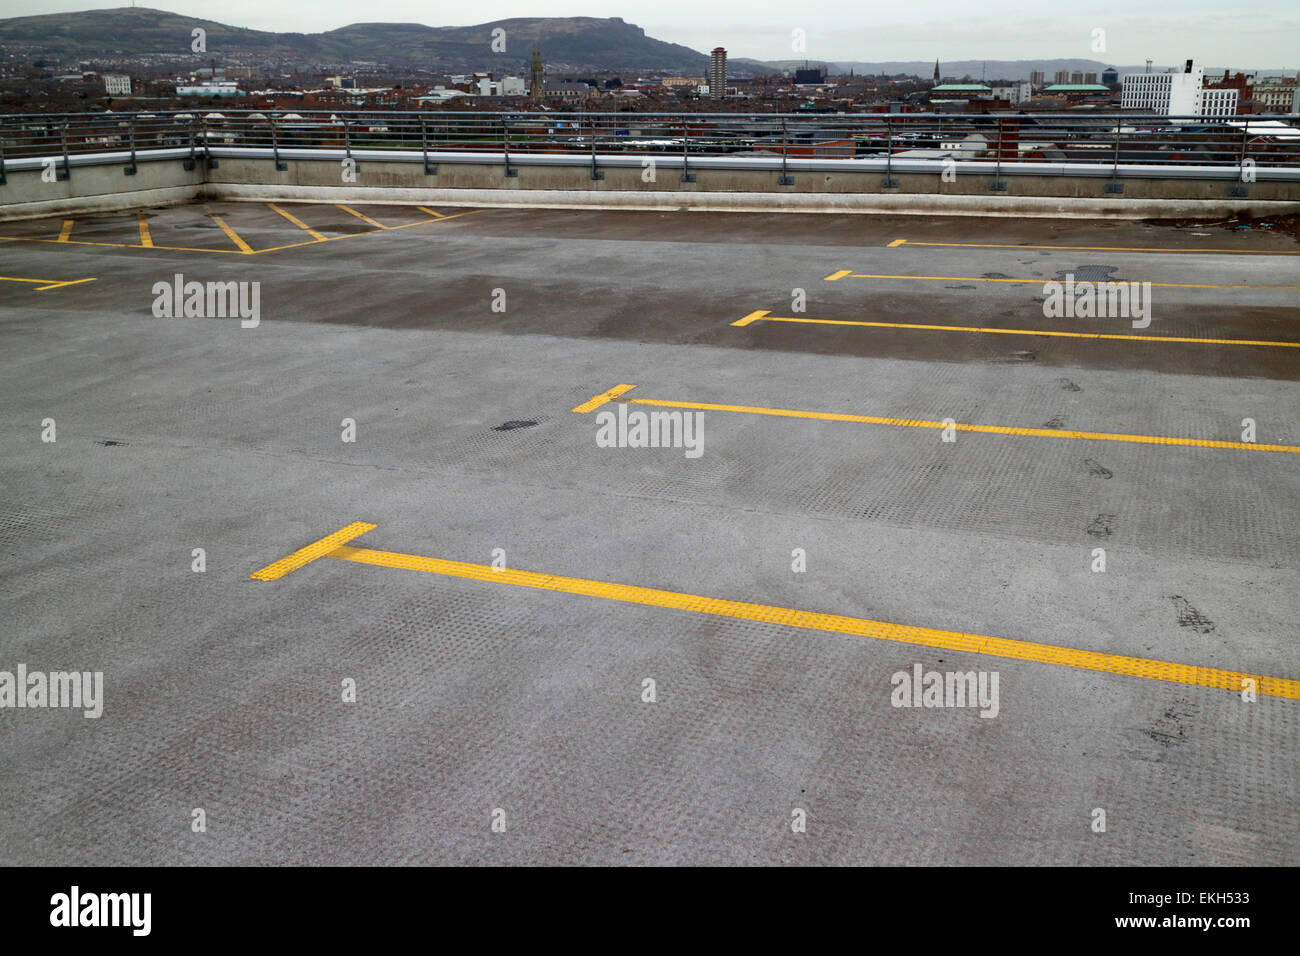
[183, 115, 197, 170]
[778, 116, 793, 185]
[1230, 124, 1252, 196]
[990, 114, 1007, 191]
[1105, 121, 1125, 194]
[420, 116, 436, 175]
[124, 116, 137, 175]
[203, 114, 217, 169]
[59, 122, 71, 181]
[342, 115, 360, 173]
[882, 116, 896, 187]
[0, 137, 6, 186]
[271, 114, 287, 171]
[589, 113, 603, 180]
[680, 117, 695, 182]
[503, 113, 517, 177]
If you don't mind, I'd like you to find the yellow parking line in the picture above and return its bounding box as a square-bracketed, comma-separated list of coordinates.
[137, 211, 153, 248]
[731, 310, 1300, 348]
[249, 521, 378, 581]
[203, 205, 254, 254]
[336, 204, 388, 229]
[418, 209, 480, 225]
[834, 272, 1300, 291]
[308, 539, 1300, 701]
[417, 206, 448, 219]
[825, 270, 852, 281]
[2, 236, 131, 250]
[0, 235, 246, 254]
[251, 209, 481, 254]
[57, 220, 74, 242]
[34, 277, 97, 291]
[594, 388, 1300, 454]
[0, 275, 97, 291]
[889, 238, 1300, 256]
[572, 383, 638, 413]
[267, 203, 328, 241]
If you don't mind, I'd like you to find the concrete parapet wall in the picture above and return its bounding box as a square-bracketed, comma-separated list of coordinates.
[3, 152, 1297, 221]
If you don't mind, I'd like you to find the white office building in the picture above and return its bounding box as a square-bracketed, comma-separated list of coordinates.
[1121, 65, 1203, 113]
[104, 74, 132, 95]
[1121, 61, 1237, 115]
[1199, 88, 1239, 116]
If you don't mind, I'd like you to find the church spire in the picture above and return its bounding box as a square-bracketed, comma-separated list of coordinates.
[933, 59, 940, 84]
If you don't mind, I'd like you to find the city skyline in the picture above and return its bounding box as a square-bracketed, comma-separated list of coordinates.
[1, 0, 1298, 68]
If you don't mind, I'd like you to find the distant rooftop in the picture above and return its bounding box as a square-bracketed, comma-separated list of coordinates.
[932, 84, 991, 92]
[1045, 84, 1111, 92]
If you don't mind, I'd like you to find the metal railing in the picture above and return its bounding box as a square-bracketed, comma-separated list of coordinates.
[1, 110, 1298, 182]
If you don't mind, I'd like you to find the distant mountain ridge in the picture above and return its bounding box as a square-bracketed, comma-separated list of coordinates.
[0, 8, 709, 72]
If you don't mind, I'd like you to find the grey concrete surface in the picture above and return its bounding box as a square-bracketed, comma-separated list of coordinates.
[0, 203, 1296, 865]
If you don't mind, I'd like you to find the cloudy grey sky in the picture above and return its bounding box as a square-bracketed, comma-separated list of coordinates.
[2, 1, 1297, 66]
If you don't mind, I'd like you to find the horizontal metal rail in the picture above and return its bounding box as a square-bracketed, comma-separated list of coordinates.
[1, 110, 1297, 180]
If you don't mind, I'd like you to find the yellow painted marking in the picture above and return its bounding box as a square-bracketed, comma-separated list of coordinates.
[0, 208, 482, 258]
[250, 209, 482, 254]
[34, 277, 97, 292]
[572, 383, 638, 413]
[267, 203, 327, 241]
[336, 204, 387, 229]
[887, 239, 907, 247]
[892, 238, 1300, 256]
[137, 211, 153, 248]
[837, 272, 1300, 291]
[203, 205, 254, 254]
[321, 543, 1300, 701]
[249, 521, 378, 582]
[618, 394, 1300, 454]
[0, 235, 247, 254]
[1, 236, 135, 250]
[1, 275, 97, 292]
[825, 269, 852, 281]
[732, 311, 1300, 348]
[417, 206, 448, 219]
[57, 220, 74, 242]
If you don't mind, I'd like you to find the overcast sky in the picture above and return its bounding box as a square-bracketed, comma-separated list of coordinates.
[2, 1, 1297, 66]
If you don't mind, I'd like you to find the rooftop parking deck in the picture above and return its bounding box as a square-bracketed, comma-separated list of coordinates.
[1, 203, 1296, 864]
